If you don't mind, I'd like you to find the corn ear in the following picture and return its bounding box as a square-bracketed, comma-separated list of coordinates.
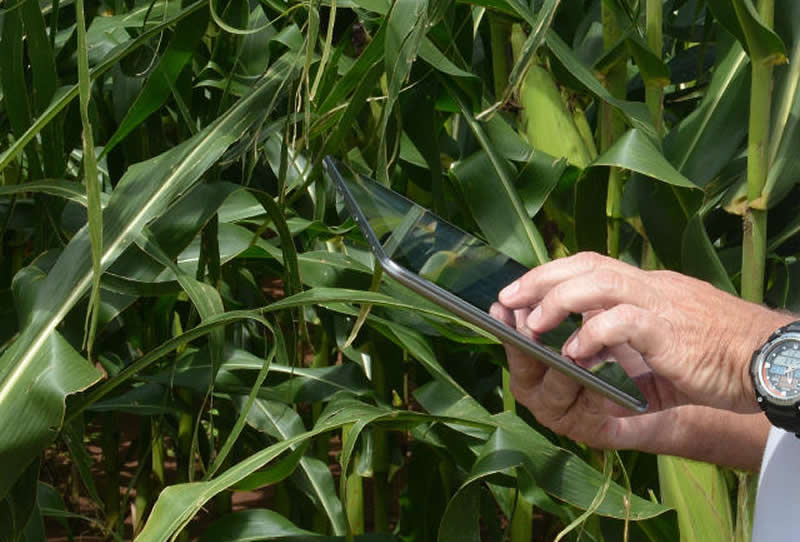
[572, 104, 598, 161]
[512, 25, 593, 168]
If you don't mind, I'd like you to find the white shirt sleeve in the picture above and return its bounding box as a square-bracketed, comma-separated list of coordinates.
[752, 426, 800, 540]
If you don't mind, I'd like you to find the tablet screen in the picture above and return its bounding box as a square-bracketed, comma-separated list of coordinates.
[335, 165, 527, 312]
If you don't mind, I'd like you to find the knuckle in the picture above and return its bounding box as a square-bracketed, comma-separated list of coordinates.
[592, 269, 624, 292]
[572, 251, 604, 270]
[613, 303, 640, 323]
[540, 288, 562, 315]
[650, 269, 676, 280]
[517, 270, 541, 296]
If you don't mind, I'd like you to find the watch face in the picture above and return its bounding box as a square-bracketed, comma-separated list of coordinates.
[757, 339, 800, 401]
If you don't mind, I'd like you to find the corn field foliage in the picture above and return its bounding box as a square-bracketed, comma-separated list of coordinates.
[1, 0, 800, 539]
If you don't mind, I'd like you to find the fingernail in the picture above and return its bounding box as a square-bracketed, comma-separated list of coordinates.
[499, 281, 519, 300]
[526, 305, 542, 329]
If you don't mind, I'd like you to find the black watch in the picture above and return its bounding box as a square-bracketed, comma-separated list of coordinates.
[750, 321, 800, 437]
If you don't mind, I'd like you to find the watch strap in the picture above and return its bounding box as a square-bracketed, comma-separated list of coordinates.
[763, 407, 800, 437]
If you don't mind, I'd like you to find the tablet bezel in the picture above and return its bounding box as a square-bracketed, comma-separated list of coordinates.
[323, 156, 647, 413]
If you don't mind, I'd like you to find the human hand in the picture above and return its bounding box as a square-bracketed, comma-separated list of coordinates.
[494, 252, 794, 416]
[490, 300, 771, 468]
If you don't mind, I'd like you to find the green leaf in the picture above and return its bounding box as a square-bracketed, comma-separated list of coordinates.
[681, 215, 737, 295]
[484, 112, 534, 163]
[658, 456, 733, 542]
[438, 483, 481, 542]
[231, 445, 308, 492]
[626, 35, 670, 88]
[416, 383, 669, 520]
[484, 415, 666, 520]
[241, 398, 347, 534]
[0, 7, 43, 179]
[135, 399, 407, 540]
[451, 151, 544, 267]
[137, 229, 226, 371]
[545, 31, 656, 140]
[626, 174, 697, 270]
[0, 330, 102, 501]
[592, 129, 699, 190]
[0, 460, 40, 541]
[199, 509, 401, 541]
[208, 332, 278, 479]
[68, 311, 272, 421]
[419, 39, 475, 79]
[0, 180, 91, 207]
[88, 383, 185, 415]
[250, 191, 302, 297]
[101, 6, 209, 156]
[139, 388, 667, 540]
[19, 0, 63, 178]
[635, 41, 749, 273]
[444, 76, 549, 266]
[146, 350, 371, 400]
[317, 23, 385, 116]
[761, 0, 800, 207]
[199, 509, 316, 541]
[516, 151, 570, 219]
[61, 420, 103, 507]
[0, 52, 299, 499]
[75, 0, 104, 359]
[0, 0, 207, 174]
[378, 0, 429, 181]
[383, 324, 468, 396]
[663, 43, 750, 188]
[266, 288, 493, 339]
[705, 0, 787, 64]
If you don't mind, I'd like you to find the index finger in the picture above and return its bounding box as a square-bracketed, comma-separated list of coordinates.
[498, 252, 644, 309]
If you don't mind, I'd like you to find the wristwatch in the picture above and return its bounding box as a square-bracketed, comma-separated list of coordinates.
[751, 321, 800, 436]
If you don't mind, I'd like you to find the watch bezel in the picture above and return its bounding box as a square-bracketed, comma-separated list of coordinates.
[751, 331, 800, 407]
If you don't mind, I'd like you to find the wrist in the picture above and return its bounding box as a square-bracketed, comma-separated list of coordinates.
[734, 308, 796, 412]
[674, 407, 770, 471]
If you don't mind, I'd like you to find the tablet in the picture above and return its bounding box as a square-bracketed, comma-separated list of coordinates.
[323, 157, 647, 412]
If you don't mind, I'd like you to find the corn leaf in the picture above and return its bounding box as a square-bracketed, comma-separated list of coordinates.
[0, 53, 299, 499]
[592, 129, 699, 189]
[443, 76, 549, 266]
[101, 6, 209, 157]
[0, 0, 207, 174]
[241, 398, 347, 534]
[762, 0, 800, 207]
[705, 0, 786, 63]
[658, 456, 733, 542]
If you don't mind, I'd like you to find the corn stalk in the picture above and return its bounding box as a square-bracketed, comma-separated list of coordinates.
[739, 3, 776, 540]
[741, 0, 775, 305]
[494, 18, 534, 542]
[601, 1, 627, 258]
[645, 0, 664, 138]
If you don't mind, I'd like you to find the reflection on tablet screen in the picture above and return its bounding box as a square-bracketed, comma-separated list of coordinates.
[337, 166, 527, 312]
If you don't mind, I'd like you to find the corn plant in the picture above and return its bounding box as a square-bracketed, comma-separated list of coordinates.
[2, 0, 800, 540]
